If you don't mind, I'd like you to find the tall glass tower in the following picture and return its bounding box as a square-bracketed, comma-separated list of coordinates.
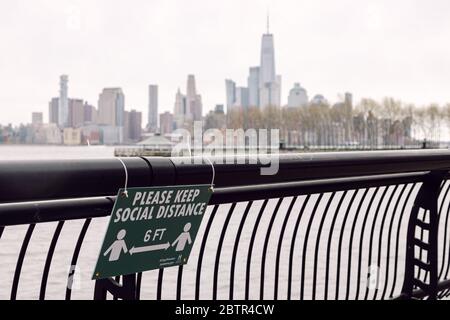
[259, 16, 281, 108]
[58, 75, 69, 127]
[148, 85, 158, 132]
[247, 67, 260, 107]
[259, 35, 276, 86]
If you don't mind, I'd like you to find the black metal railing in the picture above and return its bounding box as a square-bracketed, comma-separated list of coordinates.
[1, 150, 450, 300]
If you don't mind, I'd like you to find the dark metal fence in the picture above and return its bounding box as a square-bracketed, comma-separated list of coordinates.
[1, 150, 450, 300]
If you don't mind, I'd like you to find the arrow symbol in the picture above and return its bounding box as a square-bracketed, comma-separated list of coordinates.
[129, 242, 170, 255]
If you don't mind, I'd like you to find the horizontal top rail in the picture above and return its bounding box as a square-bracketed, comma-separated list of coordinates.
[0, 172, 428, 226]
[0, 150, 450, 203]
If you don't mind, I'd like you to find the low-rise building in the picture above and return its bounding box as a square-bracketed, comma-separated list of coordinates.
[63, 128, 82, 145]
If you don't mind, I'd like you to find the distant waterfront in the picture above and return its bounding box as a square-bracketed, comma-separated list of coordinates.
[0, 144, 444, 162]
[0, 145, 116, 160]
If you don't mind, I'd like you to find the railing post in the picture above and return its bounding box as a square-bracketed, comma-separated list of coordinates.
[94, 274, 137, 300]
[400, 170, 446, 300]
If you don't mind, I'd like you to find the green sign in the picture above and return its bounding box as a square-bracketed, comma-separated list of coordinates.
[92, 185, 212, 280]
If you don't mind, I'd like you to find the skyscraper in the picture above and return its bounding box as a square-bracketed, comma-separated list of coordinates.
[259, 35, 276, 86]
[173, 88, 187, 129]
[83, 102, 97, 124]
[235, 87, 249, 109]
[186, 75, 195, 122]
[160, 111, 174, 135]
[49, 97, 59, 124]
[225, 79, 236, 112]
[194, 94, 202, 121]
[148, 85, 158, 132]
[186, 75, 196, 99]
[173, 75, 203, 129]
[97, 88, 125, 127]
[186, 75, 202, 121]
[247, 67, 260, 107]
[126, 109, 142, 142]
[68, 98, 85, 128]
[58, 75, 69, 127]
[259, 20, 281, 108]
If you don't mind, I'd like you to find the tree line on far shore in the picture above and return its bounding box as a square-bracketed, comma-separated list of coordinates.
[203, 97, 449, 148]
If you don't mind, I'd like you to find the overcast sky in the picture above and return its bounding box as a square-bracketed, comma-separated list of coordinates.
[1, 0, 450, 125]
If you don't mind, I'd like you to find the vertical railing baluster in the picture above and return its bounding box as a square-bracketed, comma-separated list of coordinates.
[274, 197, 297, 300]
[40, 221, 65, 300]
[345, 189, 369, 300]
[335, 190, 358, 300]
[373, 185, 399, 300]
[11, 224, 35, 300]
[67, 218, 91, 300]
[245, 200, 268, 300]
[136, 272, 142, 300]
[355, 187, 380, 299]
[364, 186, 389, 300]
[230, 201, 252, 300]
[113, 276, 121, 300]
[156, 269, 164, 300]
[195, 205, 219, 300]
[287, 195, 310, 300]
[312, 193, 336, 300]
[324, 191, 347, 300]
[260, 198, 283, 300]
[300, 193, 324, 300]
[213, 203, 236, 300]
[381, 184, 407, 299]
[176, 266, 183, 300]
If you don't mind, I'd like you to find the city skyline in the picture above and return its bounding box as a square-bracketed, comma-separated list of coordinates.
[1, 0, 450, 124]
[226, 18, 282, 111]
